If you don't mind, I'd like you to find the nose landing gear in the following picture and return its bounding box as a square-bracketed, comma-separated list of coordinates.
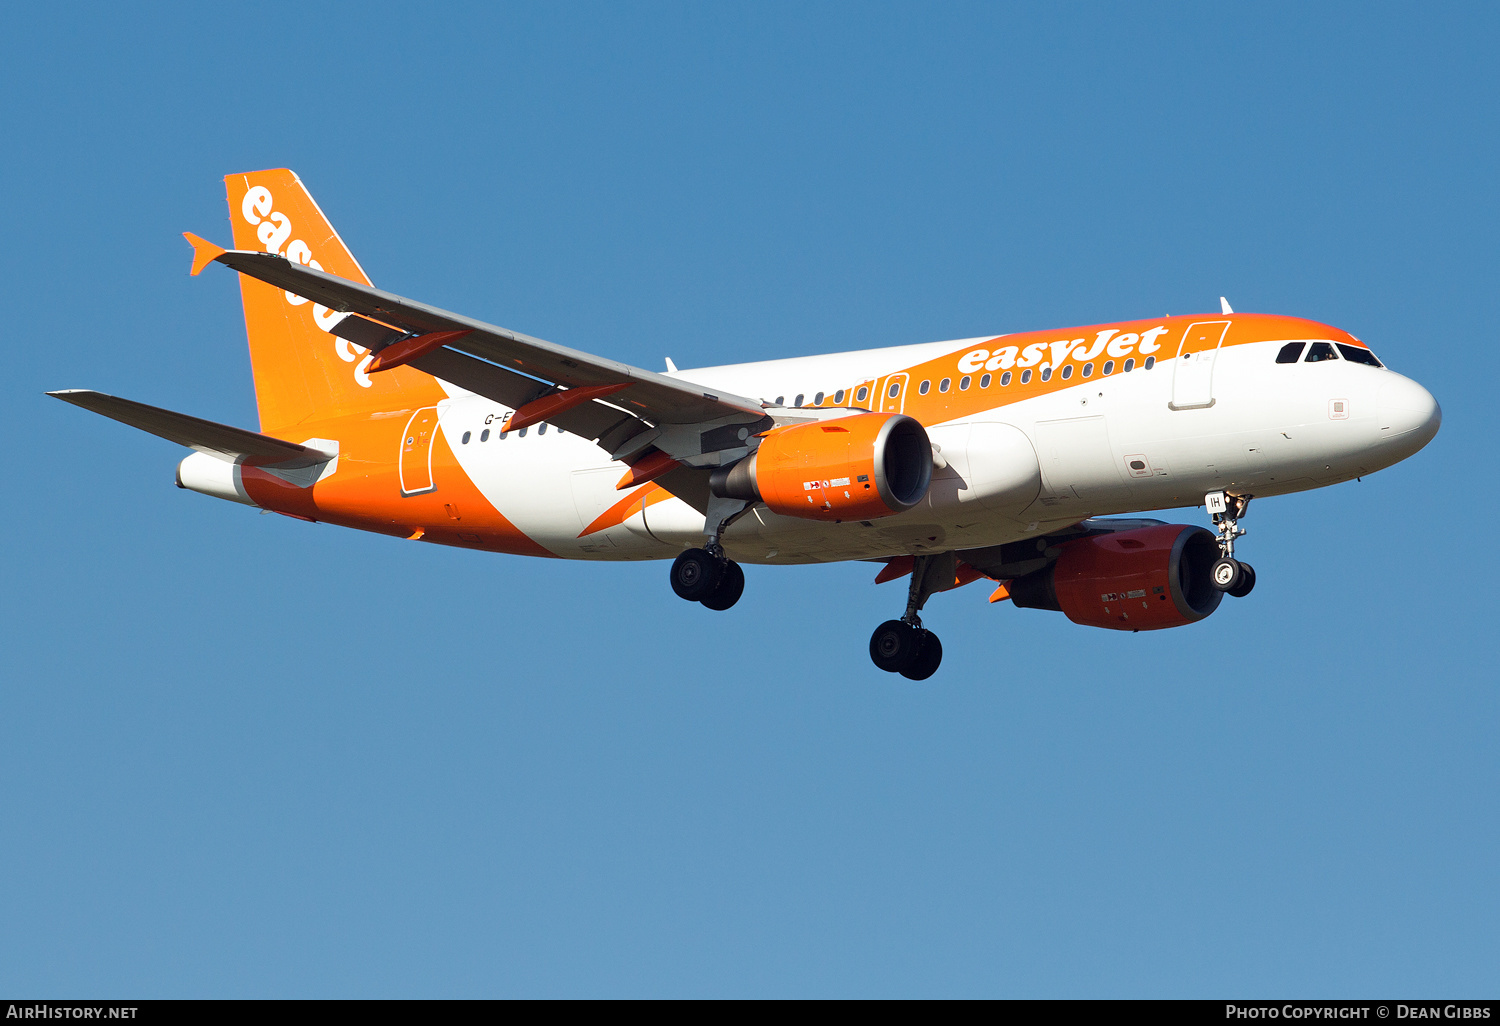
[1206, 490, 1256, 598]
[868, 552, 951, 680]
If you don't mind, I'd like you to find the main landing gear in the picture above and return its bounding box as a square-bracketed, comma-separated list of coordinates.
[669, 496, 753, 611]
[869, 552, 951, 681]
[1206, 490, 1256, 599]
[670, 548, 745, 610]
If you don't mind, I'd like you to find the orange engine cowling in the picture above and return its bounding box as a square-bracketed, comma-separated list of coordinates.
[709, 413, 932, 521]
[1008, 524, 1223, 630]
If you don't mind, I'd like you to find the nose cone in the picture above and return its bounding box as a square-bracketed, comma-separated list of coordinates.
[1376, 374, 1441, 455]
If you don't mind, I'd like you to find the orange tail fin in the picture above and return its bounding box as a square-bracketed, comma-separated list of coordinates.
[223, 169, 447, 436]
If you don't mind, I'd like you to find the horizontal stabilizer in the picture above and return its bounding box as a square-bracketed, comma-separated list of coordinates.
[48, 389, 334, 469]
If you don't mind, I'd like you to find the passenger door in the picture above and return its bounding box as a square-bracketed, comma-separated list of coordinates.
[1169, 320, 1231, 411]
[399, 407, 439, 496]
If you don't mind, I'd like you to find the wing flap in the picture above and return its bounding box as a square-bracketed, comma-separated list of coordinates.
[49, 390, 333, 469]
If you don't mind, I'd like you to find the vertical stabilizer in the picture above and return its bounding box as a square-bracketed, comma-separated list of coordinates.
[223, 169, 447, 435]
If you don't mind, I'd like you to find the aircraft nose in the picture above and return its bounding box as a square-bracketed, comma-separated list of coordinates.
[1376, 374, 1441, 451]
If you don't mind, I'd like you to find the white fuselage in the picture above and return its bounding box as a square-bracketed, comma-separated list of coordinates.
[430, 334, 1439, 564]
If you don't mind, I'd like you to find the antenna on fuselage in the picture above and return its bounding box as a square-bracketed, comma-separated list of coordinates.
[1220, 297, 1234, 314]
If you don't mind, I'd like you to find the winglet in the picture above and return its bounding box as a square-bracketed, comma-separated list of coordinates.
[1220, 296, 1234, 315]
[184, 232, 227, 276]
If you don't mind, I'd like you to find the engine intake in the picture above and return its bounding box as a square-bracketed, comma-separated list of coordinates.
[710, 413, 932, 522]
[1009, 523, 1223, 630]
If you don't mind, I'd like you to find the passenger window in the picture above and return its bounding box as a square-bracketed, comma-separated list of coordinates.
[1020, 369, 1032, 384]
[1276, 342, 1306, 364]
[939, 378, 951, 392]
[1103, 360, 1114, 375]
[814, 391, 825, 405]
[1081, 363, 1093, 378]
[1337, 344, 1382, 367]
[794, 393, 804, 407]
[834, 389, 845, 404]
[1144, 356, 1155, 369]
[1060, 365, 1073, 380]
[855, 386, 868, 403]
[518, 427, 528, 437]
[888, 383, 901, 398]
[480, 429, 490, 442]
[499, 431, 508, 440]
[918, 380, 930, 395]
[461, 431, 471, 444]
[1305, 342, 1338, 362]
[1123, 358, 1135, 373]
[1000, 371, 1012, 386]
[959, 375, 971, 390]
[1040, 367, 1052, 381]
[538, 423, 547, 435]
[979, 373, 991, 388]
[775, 396, 785, 406]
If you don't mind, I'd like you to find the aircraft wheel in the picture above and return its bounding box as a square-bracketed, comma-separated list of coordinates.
[670, 548, 722, 602]
[900, 630, 943, 681]
[870, 619, 921, 673]
[1210, 557, 1243, 592]
[1227, 562, 1256, 598]
[700, 559, 745, 610]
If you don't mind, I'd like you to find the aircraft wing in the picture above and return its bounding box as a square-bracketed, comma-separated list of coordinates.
[186, 236, 771, 462]
[48, 389, 334, 469]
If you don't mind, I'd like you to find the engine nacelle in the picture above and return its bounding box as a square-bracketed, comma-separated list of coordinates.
[1009, 524, 1223, 630]
[710, 413, 932, 522]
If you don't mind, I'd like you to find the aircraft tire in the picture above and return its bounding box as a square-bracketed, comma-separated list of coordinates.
[870, 619, 921, 673]
[900, 630, 943, 681]
[700, 560, 745, 610]
[1227, 562, 1256, 598]
[1210, 557, 1243, 592]
[671, 548, 722, 602]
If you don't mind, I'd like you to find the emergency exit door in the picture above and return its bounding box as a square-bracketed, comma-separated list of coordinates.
[879, 373, 909, 414]
[1169, 320, 1231, 410]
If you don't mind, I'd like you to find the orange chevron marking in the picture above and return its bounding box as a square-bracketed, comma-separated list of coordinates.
[579, 482, 674, 538]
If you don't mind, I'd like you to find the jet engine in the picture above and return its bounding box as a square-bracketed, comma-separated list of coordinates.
[1008, 523, 1223, 630]
[709, 413, 932, 522]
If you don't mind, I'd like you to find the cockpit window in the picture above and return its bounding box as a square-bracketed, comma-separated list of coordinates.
[1305, 342, 1339, 363]
[1275, 342, 1306, 364]
[1337, 343, 1382, 367]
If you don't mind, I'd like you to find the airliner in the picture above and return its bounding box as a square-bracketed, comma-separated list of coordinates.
[52, 169, 1441, 679]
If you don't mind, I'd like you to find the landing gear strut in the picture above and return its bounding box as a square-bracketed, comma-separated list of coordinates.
[869, 552, 949, 680]
[668, 495, 753, 611]
[1206, 490, 1256, 598]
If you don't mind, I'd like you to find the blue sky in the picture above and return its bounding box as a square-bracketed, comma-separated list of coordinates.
[2, 1, 1496, 997]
